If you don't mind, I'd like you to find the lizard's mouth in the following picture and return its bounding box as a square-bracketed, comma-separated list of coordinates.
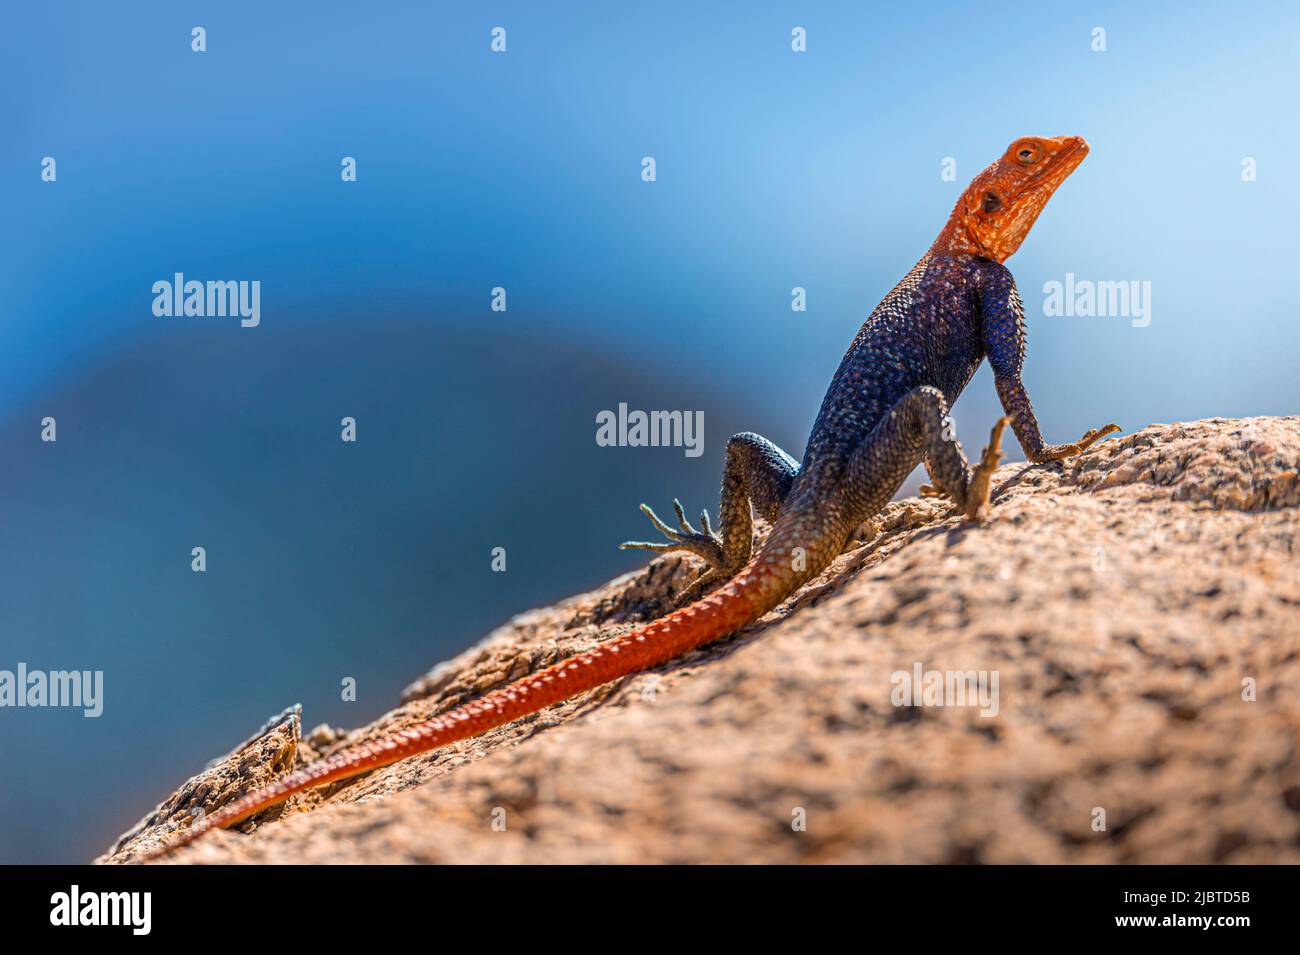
[1037, 136, 1090, 189]
[939, 135, 1091, 262]
[989, 137, 1089, 260]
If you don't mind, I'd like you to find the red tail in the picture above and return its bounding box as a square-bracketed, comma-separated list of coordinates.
[142, 557, 790, 861]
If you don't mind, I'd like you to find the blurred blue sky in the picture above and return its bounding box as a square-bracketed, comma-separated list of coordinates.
[2, 2, 1297, 862]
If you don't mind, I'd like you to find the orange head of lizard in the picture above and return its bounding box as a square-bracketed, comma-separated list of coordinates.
[936, 135, 1089, 263]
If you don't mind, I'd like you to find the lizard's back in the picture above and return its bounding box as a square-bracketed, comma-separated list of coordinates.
[795, 252, 994, 494]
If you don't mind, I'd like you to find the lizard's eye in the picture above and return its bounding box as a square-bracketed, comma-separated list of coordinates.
[982, 191, 1002, 214]
[1015, 141, 1043, 164]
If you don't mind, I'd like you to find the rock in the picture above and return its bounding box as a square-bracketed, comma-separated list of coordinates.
[100, 417, 1300, 864]
[97, 706, 304, 862]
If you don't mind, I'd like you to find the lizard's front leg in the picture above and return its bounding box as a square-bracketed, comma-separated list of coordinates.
[980, 267, 1119, 463]
[621, 431, 798, 599]
[996, 376, 1119, 463]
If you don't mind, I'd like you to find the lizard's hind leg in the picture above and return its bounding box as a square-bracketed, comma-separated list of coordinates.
[622, 431, 799, 598]
[841, 386, 1009, 524]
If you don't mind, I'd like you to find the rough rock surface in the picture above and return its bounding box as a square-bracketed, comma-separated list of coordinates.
[100, 417, 1300, 864]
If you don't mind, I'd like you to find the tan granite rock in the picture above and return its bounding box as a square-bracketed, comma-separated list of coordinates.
[100, 416, 1300, 864]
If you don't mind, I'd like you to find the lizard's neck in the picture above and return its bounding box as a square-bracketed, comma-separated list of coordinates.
[929, 212, 996, 262]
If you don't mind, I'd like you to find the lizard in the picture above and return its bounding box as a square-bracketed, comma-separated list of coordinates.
[138, 134, 1117, 862]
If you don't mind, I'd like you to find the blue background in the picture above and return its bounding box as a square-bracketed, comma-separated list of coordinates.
[2, 2, 1297, 862]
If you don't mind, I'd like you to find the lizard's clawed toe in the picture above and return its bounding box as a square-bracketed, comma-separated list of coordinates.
[1077, 423, 1122, 450]
[620, 499, 726, 568]
[960, 415, 1011, 522]
[1032, 422, 1122, 461]
[673, 567, 727, 604]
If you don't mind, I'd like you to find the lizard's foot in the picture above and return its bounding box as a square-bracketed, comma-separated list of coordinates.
[1029, 423, 1122, 463]
[962, 416, 1012, 522]
[673, 567, 727, 604]
[620, 499, 726, 569]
